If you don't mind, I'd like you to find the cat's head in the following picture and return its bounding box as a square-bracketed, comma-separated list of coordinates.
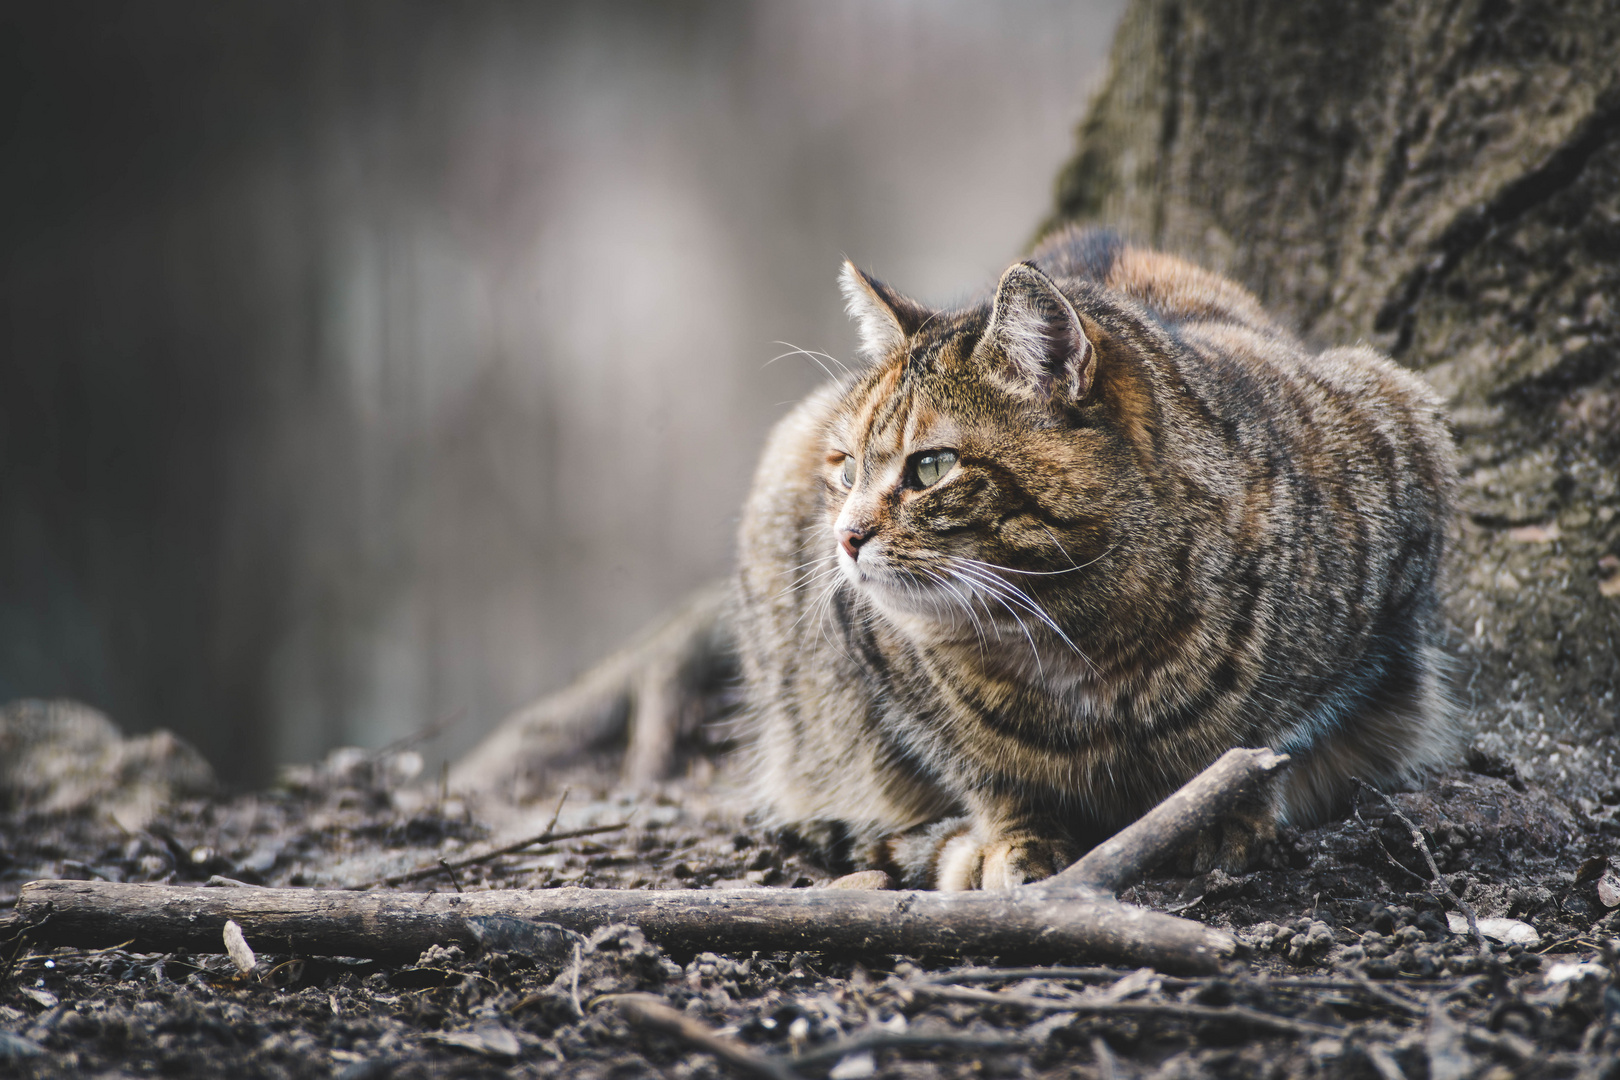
[820, 259, 1131, 638]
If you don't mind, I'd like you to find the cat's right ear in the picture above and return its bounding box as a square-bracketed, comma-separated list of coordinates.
[975, 262, 1097, 405]
[840, 261, 931, 362]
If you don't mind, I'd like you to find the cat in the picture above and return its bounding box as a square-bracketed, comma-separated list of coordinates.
[731, 226, 1458, 889]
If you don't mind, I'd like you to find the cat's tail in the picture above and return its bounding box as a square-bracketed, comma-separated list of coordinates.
[449, 581, 738, 798]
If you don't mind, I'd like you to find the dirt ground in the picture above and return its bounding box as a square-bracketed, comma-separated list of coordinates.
[3, 736, 1619, 1080]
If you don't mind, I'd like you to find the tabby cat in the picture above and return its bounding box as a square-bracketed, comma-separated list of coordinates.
[733, 227, 1457, 890]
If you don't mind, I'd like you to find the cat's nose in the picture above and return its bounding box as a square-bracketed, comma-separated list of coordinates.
[839, 527, 872, 559]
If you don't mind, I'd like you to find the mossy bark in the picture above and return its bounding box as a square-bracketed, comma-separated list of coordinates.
[1043, 0, 1620, 796]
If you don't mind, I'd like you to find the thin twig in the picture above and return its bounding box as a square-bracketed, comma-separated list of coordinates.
[1351, 801, 1432, 887]
[919, 966, 1127, 985]
[1092, 1036, 1120, 1080]
[372, 707, 465, 760]
[543, 788, 572, 837]
[921, 965, 1452, 1001]
[1346, 966, 1425, 1018]
[1364, 1040, 1408, 1080]
[1352, 780, 1486, 953]
[437, 860, 465, 893]
[907, 982, 1344, 1039]
[345, 822, 630, 890]
[567, 941, 583, 1018]
[604, 993, 802, 1080]
[789, 1031, 1021, 1068]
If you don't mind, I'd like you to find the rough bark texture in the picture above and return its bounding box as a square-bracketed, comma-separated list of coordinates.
[1043, 0, 1620, 799]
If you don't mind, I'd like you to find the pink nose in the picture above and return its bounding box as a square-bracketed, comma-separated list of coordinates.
[838, 527, 871, 559]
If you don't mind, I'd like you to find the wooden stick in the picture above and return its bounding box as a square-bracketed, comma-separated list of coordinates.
[1054, 747, 1289, 892]
[15, 878, 1234, 973]
[608, 993, 802, 1080]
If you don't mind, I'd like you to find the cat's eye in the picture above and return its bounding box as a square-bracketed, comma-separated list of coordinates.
[839, 455, 857, 489]
[911, 449, 958, 488]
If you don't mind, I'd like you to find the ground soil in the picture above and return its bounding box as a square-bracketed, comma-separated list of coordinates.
[4, 745, 1619, 1079]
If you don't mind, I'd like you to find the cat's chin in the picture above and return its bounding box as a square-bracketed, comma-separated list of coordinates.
[840, 558, 975, 630]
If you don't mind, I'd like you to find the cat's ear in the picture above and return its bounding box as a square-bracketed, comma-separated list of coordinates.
[976, 262, 1096, 403]
[840, 261, 932, 362]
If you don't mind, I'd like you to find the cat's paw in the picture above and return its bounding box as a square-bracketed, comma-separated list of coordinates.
[935, 830, 1077, 890]
[1176, 812, 1278, 876]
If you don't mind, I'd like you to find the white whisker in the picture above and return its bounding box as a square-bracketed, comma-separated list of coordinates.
[765, 340, 850, 382]
[947, 559, 1099, 676]
[920, 566, 990, 657]
[949, 567, 1046, 680]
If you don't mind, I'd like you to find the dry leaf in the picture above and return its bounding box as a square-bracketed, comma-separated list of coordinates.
[427, 1024, 521, 1058]
[18, 987, 57, 1009]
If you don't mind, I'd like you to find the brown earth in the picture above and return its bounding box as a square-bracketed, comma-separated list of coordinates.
[3, 728, 1619, 1079]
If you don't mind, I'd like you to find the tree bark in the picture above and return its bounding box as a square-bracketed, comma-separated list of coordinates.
[1044, 0, 1620, 796]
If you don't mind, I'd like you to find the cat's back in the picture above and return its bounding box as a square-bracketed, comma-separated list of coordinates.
[1035, 225, 1452, 513]
[1031, 226, 1284, 339]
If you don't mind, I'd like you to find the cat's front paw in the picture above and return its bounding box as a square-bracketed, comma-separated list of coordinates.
[935, 829, 1077, 890]
[1175, 807, 1279, 876]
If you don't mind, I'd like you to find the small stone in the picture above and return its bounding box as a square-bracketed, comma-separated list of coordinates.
[1507, 523, 1560, 543]
[829, 1051, 876, 1079]
[1596, 869, 1620, 908]
[1446, 913, 1539, 947]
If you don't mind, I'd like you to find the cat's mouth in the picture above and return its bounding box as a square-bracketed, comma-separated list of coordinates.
[839, 545, 915, 599]
[842, 547, 1086, 654]
[839, 547, 971, 623]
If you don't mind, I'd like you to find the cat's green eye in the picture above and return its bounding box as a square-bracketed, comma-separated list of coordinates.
[840, 455, 857, 489]
[912, 450, 958, 488]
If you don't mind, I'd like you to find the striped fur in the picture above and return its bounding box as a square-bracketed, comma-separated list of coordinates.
[734, 227, 1458, 890]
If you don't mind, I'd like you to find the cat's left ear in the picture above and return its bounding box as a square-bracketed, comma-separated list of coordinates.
[840, 261, 932, 362]
[975, 262, 1096, 403]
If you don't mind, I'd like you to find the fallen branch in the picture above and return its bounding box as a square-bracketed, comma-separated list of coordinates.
[15, 878, 1231, 972]
[1055, 747, 1290, 891]
[16, 748, 1287, 973]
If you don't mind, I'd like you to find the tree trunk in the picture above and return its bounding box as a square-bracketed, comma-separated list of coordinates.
[1043, 0, 1620, 798]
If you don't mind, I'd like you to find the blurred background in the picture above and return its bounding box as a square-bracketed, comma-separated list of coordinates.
[1, 0, 1124, 787]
